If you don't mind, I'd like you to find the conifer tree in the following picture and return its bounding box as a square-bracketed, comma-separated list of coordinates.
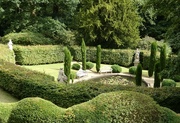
[96, 45, 101, 72]
[136, 63, 142, 86]
[64, 47, 72, 84]
[75, 0, 141, 48]
[154, 62, 161, 88]
[81, 38, 86, 70]
[148, 42, 157, 77]
[160, 44, 166, 71]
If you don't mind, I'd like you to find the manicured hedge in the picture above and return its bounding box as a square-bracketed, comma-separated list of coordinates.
[0, 44, 15, 63]
[2, 92, 180, 123]
[69, 46, 135, 67]
[0, 61, 180, 113]
[13, 45, 64, 65]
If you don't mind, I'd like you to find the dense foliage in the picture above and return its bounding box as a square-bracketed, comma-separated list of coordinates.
[136, 63, 142, 86]
[96, 45, 101, 72]
[81, 39, 86, 70]
[148, 42, 157, 77]
[75, 0, 141, 48]
[154, 62, 161, 88]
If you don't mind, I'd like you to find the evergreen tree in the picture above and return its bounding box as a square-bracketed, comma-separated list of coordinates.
[96, 45, 101, 72]
[63, 47, 72, 84]
[81, 38, 86, 70]
[154, 62, 161, 88]
[75, 0, 141, 48]
[148, 42, 157, 77]
[136, 63, 142, 86]
[160, 44, 166, 71]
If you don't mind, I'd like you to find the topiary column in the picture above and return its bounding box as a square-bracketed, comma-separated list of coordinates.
[154, 62, 161, 88]
[136, 63, 142, 86]
[148, 42, 157, 77]
[96, 45, 101, 72]
[160, 44, 166, 71]
[63, 47, 72, 84]
[81, 38, 86, 70]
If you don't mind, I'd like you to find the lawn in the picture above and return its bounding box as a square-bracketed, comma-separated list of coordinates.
[23, 61, 150, 81]
[0, 88, 18, 103]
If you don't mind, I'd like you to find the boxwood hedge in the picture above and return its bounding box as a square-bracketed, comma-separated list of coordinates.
[13, 45, 64, 65]
[1, 91, 180, 123]
[0, 61, 180, 113]
[0, 44, 15, 64]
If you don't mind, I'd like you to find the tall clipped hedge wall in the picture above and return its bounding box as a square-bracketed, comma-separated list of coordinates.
[0, 44, 15, 63]
[13, 45, 64, 65]
[0, 61, 179, 113]
[69, 46, 135, 67]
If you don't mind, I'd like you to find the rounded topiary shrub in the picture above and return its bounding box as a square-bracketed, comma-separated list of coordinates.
[111, 64, 122, 73]
[129, 66, 137, 75]
[8, 92, 180, 123]
[72, 63, 81, 70]
[86, 62, 94, 70]
[162, 79, 176, 87]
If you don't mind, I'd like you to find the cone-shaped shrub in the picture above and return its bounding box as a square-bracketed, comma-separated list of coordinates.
[96, 45, 101, 72]
[154, 62, 161, 88]
[136, 63, 142, 86]
[81, 39, 86, 70]
[64, 47, 72, 84]
[148, 42, 157, 77]
[160, 44, 166, 71]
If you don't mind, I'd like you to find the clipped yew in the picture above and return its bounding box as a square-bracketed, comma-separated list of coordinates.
[81, 39, 86, 70]
[136, 63, 142, 86]
[154, 62, 161, 88]
[160, 44, 166, 71]
[63, 47, 72, 84]
[148, 42, 157, 77]
[96, 45, 101, 72]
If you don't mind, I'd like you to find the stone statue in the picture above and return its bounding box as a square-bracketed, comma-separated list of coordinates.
[134, 48, 140, 66]
[8, 39, 13, 50]
[57, 68, 67, 83]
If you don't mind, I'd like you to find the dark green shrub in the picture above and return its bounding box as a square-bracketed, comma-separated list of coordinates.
[81, 39, 86, 70]
[72, 63, 81, 70]
[172, 75, 180, 82]
[64, 47, 72, 84]
[1, 31, 52, 45]
[7, 92, 180, 123]
[96, 45, 101, 72]
[86, 62, 94, 70]
[154, 62, 161, 88]
[129, 66, 137, 74]
[0, 44, 15, 64]
[14, 45, 64, 65]
[111, 64, 122, 73]
[136, 64, 142, 86]
[0, 61, 180, 113]
[162, 79, 176, 87]
[160, 44, 166, 71]
[148, 42, 157, 77]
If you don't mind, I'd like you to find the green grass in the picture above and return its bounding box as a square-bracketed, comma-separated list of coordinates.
[22, 62, 150, 80]
[0, 88, 18, 103]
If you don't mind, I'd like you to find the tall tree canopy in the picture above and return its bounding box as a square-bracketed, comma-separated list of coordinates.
[75, 0, 142, 49]
[0, 0, 79, 35]
[146, 0, 180, 53]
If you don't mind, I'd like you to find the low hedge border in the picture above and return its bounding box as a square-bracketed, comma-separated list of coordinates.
[0, 61, 179, 113]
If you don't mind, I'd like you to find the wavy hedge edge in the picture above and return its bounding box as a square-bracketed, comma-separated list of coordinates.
[0, 61, 180, 113]
[1, 91, 180, 123]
